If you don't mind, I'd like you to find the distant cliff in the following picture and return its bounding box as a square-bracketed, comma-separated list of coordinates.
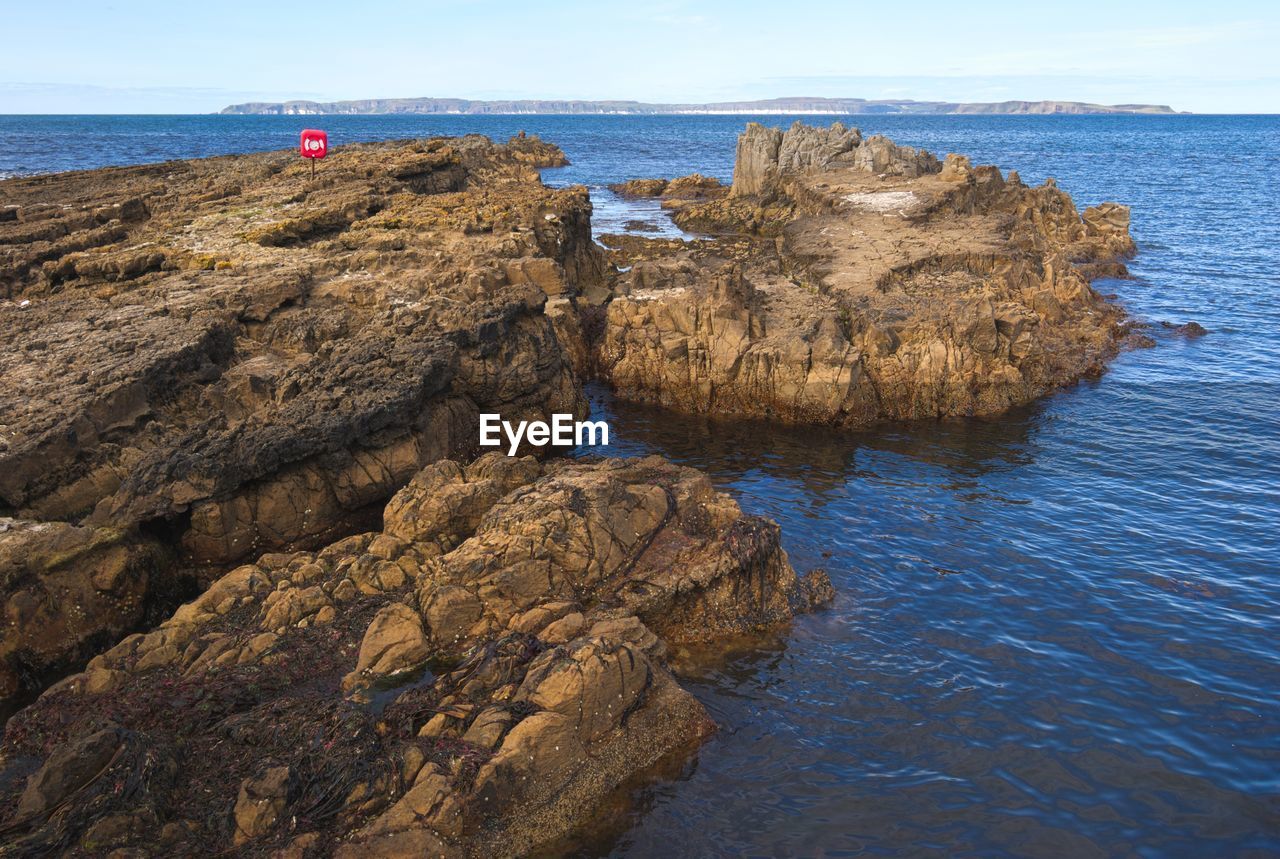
[220, 96, 1181, 116]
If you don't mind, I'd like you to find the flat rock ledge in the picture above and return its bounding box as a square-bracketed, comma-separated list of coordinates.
[0, 453, 831, 857]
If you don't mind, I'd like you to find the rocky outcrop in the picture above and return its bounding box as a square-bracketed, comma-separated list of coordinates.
[660, 173, 724, 201]
[0, 135, 607, 711]
[609, 175, 727, 212]
[573, 122, 1136, 426]
[730, 121, 939, 197]
[608, 178, 668, 198]
[0, 454, 830, 857]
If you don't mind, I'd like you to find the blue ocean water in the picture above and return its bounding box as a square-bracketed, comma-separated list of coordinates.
[2, 114, 1278, 856]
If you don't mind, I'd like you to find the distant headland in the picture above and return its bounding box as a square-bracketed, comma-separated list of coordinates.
[219, 96, 1181, 116]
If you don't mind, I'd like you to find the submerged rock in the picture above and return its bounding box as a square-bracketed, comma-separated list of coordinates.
[0, 453, 829, 856]
[1161, 320, 1208, 337]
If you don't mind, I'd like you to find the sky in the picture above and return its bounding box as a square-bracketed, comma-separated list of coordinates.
[1, 0, 1277, 113]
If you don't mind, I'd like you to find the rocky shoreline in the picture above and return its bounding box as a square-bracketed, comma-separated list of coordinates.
[573, 122, 1139, 426]
[1, 123, 1137, 855]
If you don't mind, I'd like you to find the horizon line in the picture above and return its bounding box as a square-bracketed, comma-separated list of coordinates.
[14, 111, 1280, 117]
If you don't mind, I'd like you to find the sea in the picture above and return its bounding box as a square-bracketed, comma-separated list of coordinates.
[1, 114, 1277, 857]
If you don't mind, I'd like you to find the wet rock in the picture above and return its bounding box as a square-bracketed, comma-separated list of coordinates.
[0, 519, 170, 716]
[365, 763, 461, 838]
[797, 569, 837, 608]
[346, 603, 430, 687]
[1162, 320, 1208, 337]
[16, 727, 125, 818]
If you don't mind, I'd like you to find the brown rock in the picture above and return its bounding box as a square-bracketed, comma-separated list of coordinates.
[731, 123, 784, 196]
[662, 173, 724, 200]
[1, 134, 597, 704]
[335, 827, 460, 859]
[365, 764, 462, 838]
[17, 727, 124, 818]
[348, 602, 431, 683]
[596, 122, 1135, 428]
[0, 521, 168, 715]
[233, 765, 294, 845]
[608, 178, 668, 197]
[1, 455, 826, 857]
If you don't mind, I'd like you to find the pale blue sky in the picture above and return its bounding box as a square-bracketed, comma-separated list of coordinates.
[2, 0, 1277, 113]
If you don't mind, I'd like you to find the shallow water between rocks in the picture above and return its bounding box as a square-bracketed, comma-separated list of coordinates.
[3, 114, 1277, 855]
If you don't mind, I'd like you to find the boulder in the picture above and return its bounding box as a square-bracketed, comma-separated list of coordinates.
[608, 178, 668, 197]
[348, 602, 430, 682]
[232, 765, 294, 845]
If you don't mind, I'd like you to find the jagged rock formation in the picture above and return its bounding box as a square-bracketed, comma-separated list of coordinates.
[575, 122, 1137, 425]
[0, 135, 607, 711]
[729, 121, 939, 195]
[0, 454, 831, 857]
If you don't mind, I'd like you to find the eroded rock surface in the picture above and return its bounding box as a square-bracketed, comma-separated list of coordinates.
[0, 454, 830, 857]
[0, 135, 604, 709]
[0, 519, 172, 715]
[577, 121, 1137, 425]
